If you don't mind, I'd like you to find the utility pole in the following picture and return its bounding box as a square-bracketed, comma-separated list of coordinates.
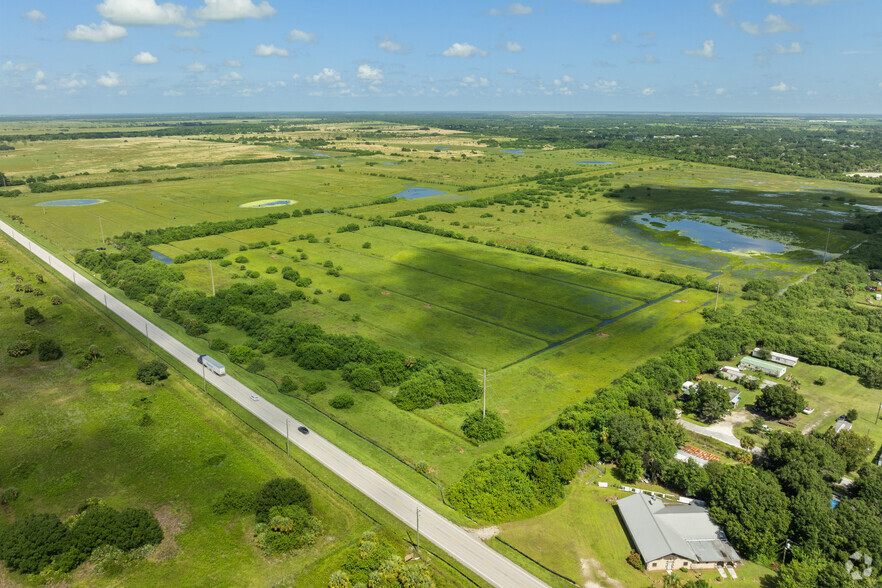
[482, 368, 487, 418]
[823, 228, 831, 263]
[714, 279, 721, 312]
[202, 363, 206, 393]
[145, 323, 150, 351]
[286, 419, 290, 456]
[416, 508, 421, 555]
[876, 402, 881, 425]
[209, 260, 216, 296]
[98, 216, 105, 246]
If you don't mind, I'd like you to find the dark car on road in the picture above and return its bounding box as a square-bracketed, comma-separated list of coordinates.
[298, 425, 309, 434]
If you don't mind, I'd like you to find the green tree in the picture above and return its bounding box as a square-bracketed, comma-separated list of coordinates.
[683, 381, 732, 423]
[617, 451, 644, 483]
[825, 429, 874, 472]
[461, 410, 505, 442]
[136, 360, 168, 384]
[329, 394, 354, 409]
[254, 478, 311, 524]
[755, 384, 806, 419]
[0, 513, 70, 574]
[703, 462, 791, 560]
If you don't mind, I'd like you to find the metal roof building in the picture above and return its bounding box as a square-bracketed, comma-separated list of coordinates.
[738, 356, 787, 378]
[617, 493, 741, 572]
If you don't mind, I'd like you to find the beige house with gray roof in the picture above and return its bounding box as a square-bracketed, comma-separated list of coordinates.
[617, 493, 741, 572]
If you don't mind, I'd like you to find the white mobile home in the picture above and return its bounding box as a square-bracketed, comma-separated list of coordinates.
[752, 348, 799, 367]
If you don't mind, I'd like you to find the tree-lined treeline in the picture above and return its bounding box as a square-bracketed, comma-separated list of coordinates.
[117, 212, 289, 246]
[448, 241, 882, 582]
[75, 239, 480, 410]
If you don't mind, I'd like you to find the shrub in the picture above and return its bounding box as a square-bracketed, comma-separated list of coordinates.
[213, 489, 255, 515]
[814, 376, 826, 386]
[265, 266, 278, 274]
[234, 255, 249, 264]
[246, 358, 266, 373]
[846, 408, 858, 422]
[219, 259, 233, 267]
[210, 338, 229, 351]
[7, 340, 32, 357]
[136, 360, 168, 384]
[255, 505, 322, 553]
[280, 375, 299, 394]
[228, 344, 258, 365]
[0, 513, 70, 574]
[461, 410, 505, 442]
[362, 242, 371, 249]
[303, 380, 327, 394]
[50, 295, 62, 305]
[254, 478, 312, 524]
[626, 551, 644, 571]
[295, 277, 312, 288]
[37, 339, 63, 361]
[23, 306, 44, 325]
[0, 487, 19, 504]
[329, 394, 354, 409]
[338, 293, 351, 301]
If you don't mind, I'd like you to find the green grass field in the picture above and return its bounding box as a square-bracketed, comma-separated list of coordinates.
[0, 236, 477, 587]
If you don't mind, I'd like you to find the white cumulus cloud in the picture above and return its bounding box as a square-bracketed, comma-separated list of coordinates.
[770, 81, 795, 92]
[642, 87, 655, 96]
[773, 41, 804, 55]
[3, 60, 40, 72]
[186, 61, 208, 72]
[490, 2, 533, 15]
[59, 74, 87, 90]
[377, 36, 407, 53]
[609, 32, 622, 43]
[357, 64, 383, 84]
[174, 29, 201, 37]
[461, 75, 490, 87]
[501, 41, 523, 52]
[684, 40, 715, 58]
[193, 0, 275, 21]
[576, 0, 621, 3]
[97, 0, 190, 26]
[132, 51, 159, 64]
[594, 79, 620, 93]
[289, 29, 315, 42]
[742, 14, 802, 35]
[254, 44, 288, 57]
[309, 67, 345, 87]
[442, 42, 486, 58]
[225, 59, 242, 67]
[500, 67, 518, 75]
[163, 89, 183, 96]
[97, 71, 122, 87]
[66, 21, 128, 42]
[23, 9, 46, 23]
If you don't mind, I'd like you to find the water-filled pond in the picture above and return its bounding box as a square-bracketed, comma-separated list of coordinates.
[390, 187, 445, 200]
[500, 149, 524, 155]
[574, 161, 615, 165]
[634, 214, 789, 253]
[38, 199, 105, 206]
[150, 251, 174, 264]
[239, 199, 296, 208]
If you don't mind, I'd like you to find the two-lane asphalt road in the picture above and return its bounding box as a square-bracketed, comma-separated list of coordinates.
[0, 219, 551, 588]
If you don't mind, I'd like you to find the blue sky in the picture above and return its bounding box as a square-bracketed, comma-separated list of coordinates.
[1, 0, 880, 115]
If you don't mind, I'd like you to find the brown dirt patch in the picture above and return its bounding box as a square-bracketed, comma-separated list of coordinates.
[597, 333, 610, 338]
[580, 558, 625, 587]
[673, 299, 688, 303]
[151, 505, 190, 561]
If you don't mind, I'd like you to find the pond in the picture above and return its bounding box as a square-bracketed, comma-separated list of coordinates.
[38, 199, 105, 207]
[433, 146, 451, 150]
[500, 149, 524, 155]
[390, 187, 446, 200]
[240, 199, 297, 208]
[633, 213, 789, 253]
[381, 162, 399, 165]
[150, 250, 174, 264]
[574, 161, 615, 165]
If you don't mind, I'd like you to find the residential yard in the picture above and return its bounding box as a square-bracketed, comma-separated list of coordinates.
[494, 470, 774, 588]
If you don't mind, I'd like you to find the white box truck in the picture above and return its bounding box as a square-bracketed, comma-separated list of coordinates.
[198, 354, 226, 376]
